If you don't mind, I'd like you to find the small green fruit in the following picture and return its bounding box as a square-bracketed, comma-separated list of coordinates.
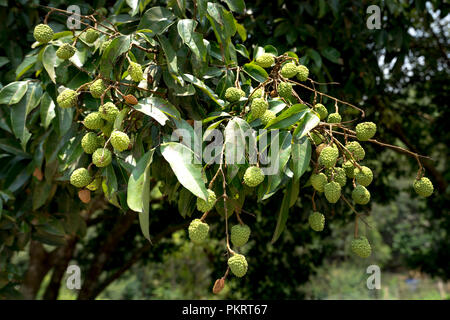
[70, 168, 92, 188]
[311, 172, 327, 193]
[260, 110, 276, 126]
[56, 89, 78, 108]
[98, 102, 119, 122]
[249, 88, 263, 101]
[296, 65, 309, 81]
[250, 98, 268, 119]
[56, 43, 76, 60]
[356, 122, 377, 141]
[89, 79, 107, 99]
[92, 148, 112, 167]
[318, 146, 339, 168]
[243, 166, 264, 187]
[83, 112, 104, 130]
[309, 132, 324, 145]
[352, 185, 371, 205]
[231, 224, 251, 247]
[280, 62, 298, 78]
[196, 189, 217, 213]
[110, 130, 130, 152]
[354, 166, 373, 187]
[413, 177, 434, 197]
[85, 28, 99, 43]
[101, 39, 112, 52]
[81, 132, 101, 154]
[128, 61, 144, 82]
[345, 141, 365, 161]
[342, 160, 356, 178]
[278, 81, 293, 100]
[313, 103, 328, 120]
[228, 254, 248, 277]
[324, 181, 341, 203]
[327, 167, 347, 187]
[327, 112, 342, 123]
[309, 212, 325, 231]
[33, 24, 54, 43]
[351, 236, 372, 258]
[255, 53, 275, 68]
[188, 219, 209, 244]
[225, 87, 245, 102]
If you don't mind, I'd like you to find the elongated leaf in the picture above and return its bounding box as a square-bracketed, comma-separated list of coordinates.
[138, 7, 176, 35]
[157, 35, 178, 74]
[182, 74, 224, 107]
[223, 0, 245, 13]
[266, 104, 308, 129]
[134, 96, 180, 125]
[243, 63, 268, 83]
[42, 45, 57, 83]
[40, 92, 55, 129]
[291, 136, 311, 181]
[16, 55, 37, 80]
[224, 117, 254, 165]
[293, 110, 320, 138]
[271, 180, 295, 244]
[100, 36, 131, 79]
[178, 187, 196, 218]
[0, 81, 28, 105]
[177, 19, 207, 62]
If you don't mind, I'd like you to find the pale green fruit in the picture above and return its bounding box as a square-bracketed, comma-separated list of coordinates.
[352, 185, 371, 205]
[327, 112, 342, 123]
[225, 87, 245, 102]
[309, 212, 325, 231]
[250, 98, 268, 119]
[128, 61, 144, 82]
[249, 88, 263, 101]
[311, 172, 327, 193]
[413, 177, 434, 197]
[278, 81, 293, 100]
[260, 110, 276, 126]
[33, 24, 54, 43]
[313, 103, 328, 120]
[70, 168, 92, 188]
[83, 112, 104, 130]
[196, 189, 217, 213]
[56, 89, 77, 108]
[351, 236, 372, 258]
[296, 65, 309, 81]
[318, 146, 339, 168]
[92, 148, 112, 167]
[188, 219, 209, 244]
[110, 130, 130, 152]
[255, 53, 274, 68]
[85, 28, 99, 43]
[342, 160, 356, 178]
[90, 79, 107, 99]
[228, 254, 248, 277]
[98, 102, 119, 122]
[81, 132, 101, 154]
[356, 122, 377, 141]
[56, 43, 76, 60]
[280, 62, 298, 78]
[327, 167, 347, 187]
[243, 166, 265, 187]
[324, 181, 341, 203]
[101, 39, 112, 51]
[354, 166, 373, 187]
[230, 224, 251, 247]
[345, 141, 365, 161]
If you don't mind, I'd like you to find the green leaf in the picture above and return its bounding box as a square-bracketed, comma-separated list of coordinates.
[235, 23, 247, 41]
[223, 0, 246, 13]
[160, 142, 208, 200]
[127, 148, 154, 212]
[157, 34, 178, 74]
[32, 180, 53, 210]
[271, 180, 295, 244]
[177, 19, 207, 62]
[306, 48, 322, 68]
[0, 81, 28, 105]
[100, 36, 131, 79]
[40, 92, 56, 130]
[293, 110, 320, 138]
[243, 63, 268, 83]
[0, 56, 9, 68]
[134, 96, 180, 125]
[182, 74, 224, 107]
[114, 107, 130, 130]
[42, 45, 57, 83]
[264, 45, 278, 56]
[138, 6, 176, 35]
[126, 0, 139, 16]
[178, 187, 196, 218]
[15, 55, 37, 80]
[265, 104, 309, 129]
[321, 46, 341, 64]
[235, 43, 249, 59]
[291, 136, 311, 181]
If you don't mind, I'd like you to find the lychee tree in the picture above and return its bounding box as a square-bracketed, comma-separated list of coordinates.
[0, 0, 434, 294]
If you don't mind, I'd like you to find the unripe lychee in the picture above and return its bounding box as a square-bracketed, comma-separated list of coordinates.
[33, 24, 54, 44]
[260, 110, 276, 125]
[101, 39, 113, 52]
[278, 81, 293, 100]
[83, 112, 104, 130]
[250, 98, 268, 119]
[56, 89, 78, 108]
[352, 185, 371, 205]
[86, 176, 102, 191]
[296, 65, 309, 81]
[85, 28, 99, 43]
[92, 148, 112, 167]
[315, 143, 327, 156]
[280, 62, 298, 78]
[56, 43, 76, 60]
[351, 236, 372, 258]
[318, 146, 339, 168]
[309, 212, 325, 231]
[324, 181, 341, 203]
[110, 130, 130, 152]
[70, 168, 92, 188]
[196, 189, 217, 213]
[342, 160, 356, 178]
[81, 132, 101, 154]
[310, 132, 324, 145]
[98, 102, 119, 122]
[255, 53, 274, 68]
[413, 177, 434, 197]
[354, 166, 373, 187]
[228, 254, 248, 277]
[89, 79, 107, 99]
[327, 112, 342, 123]
[230, 224, 251, 247]
[345, 141, 365, 161]
[249, 88, 263, 101]
[188, 219, 209, 244]
[311, 172, 327, 193]
[327, 167, 347, 187]
[127, 61, 144, 82]
[225, 87, 245, 102]
[313, 103, 328, 120]
[356, 122, 377, 141]
[243, 166, 264, 187]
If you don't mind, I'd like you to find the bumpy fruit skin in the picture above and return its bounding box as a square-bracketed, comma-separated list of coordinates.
[81, 132, 101, 154]
[345, 141, 365, 161]
[319, 146, 339, 168]
[324, 181, 341, 203]
[354, 166, 373, 187]
[188, 219, 209, 244]
[311, 173, 327, 193]
[92, 148, 112, 167]
[243, 166, 265, 187]
[351, 236, 372, 258]
[309, 212, 325, 231]
[99, 102, 119, 122]
[278, 81, 293, 100]
[310, 132, 324, 145]
[101, 122, 114, 137]
[328, 167, 347, 187]
[225, 87, 245, 102]
[255, 53, 275, 68]
[101, 39, 112, 51]
[83, 112, 104, 130]
[196, 189, 217, 213]
[230, 224, 251, 247]
[56, 89, 78, 108]
[250, 98, 268, 119]
[249, 88, 263, 102]
[296, 65, 309, 81]
[314, 103, 328, 120]
[90, 79, 107, 99]
[413, 177, 434, 197]
[342, 160, 356, 178]
[260, 110, 276, 125]
[352, 185, 371, 205]
[356, 122, 377, 141]
[70, 168, 92, 188]
[128, 61, 144, 82]
[110, 130, 130, 152]
[327, 112, 342, 123]
[86, 176, 102, 191]
[228, 254, 248, 277]
[280, 62, 298, 78]
[56, 43, 76, 60]
[33, 24, 54, 43]
[85, 29, 99, 43]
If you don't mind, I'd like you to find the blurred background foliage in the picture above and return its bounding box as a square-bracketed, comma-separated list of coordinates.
[0, 0, 449, 299]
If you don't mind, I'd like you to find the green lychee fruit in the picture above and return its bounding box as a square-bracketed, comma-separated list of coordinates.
[313, 103, 328, 120]
[56, 43, 76, 60]
[327, 167, 347, 187]
[230, 224, 251, 247]
[56, 89, 78, 108]
[280, 62, 298, 78]
[260, 110, 276, 126]
[225, 87, 245, 102]
[324, 181, 341, 203]
[327, 112, 342, 123]
[83, 112, 104, 130]
[98, 102, 119, 122]
[249, 88, 263, 101]
[278, 81, 293, 100]
[351, 236, 372, 258]
[85, 28, 99, 43]
[128, 61, 144, 82]
[86, 176, 102, 191]
[196, 189, 217, 213]
[110, 130, 130, 152]
[33, 24, 54, 43]
[188, 219, 209, 244]
[81, 132, 101, 154]
[356, 122, 377, 141]
[89, 79, 107, 99]
[354, 166, 373, 187]
[250, 98, 268, 119]
[345, 141, 365, 161]
[243, 166, 265, 187]
[228, 254, 248, 277]
[309, 212, 325, 231]
[296, 65, 309, 81]
[318, 145, 339, 168]
[342, 160, 356, 178]
[70, 168, 92, 188]
[92, 148, 112, 167]
[352, 185, 371, 205]
[255, 53, 275, 68]
[413, 177, 434, 197]
[311, 172, 327, 193]
[310, 132, 324, 145]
